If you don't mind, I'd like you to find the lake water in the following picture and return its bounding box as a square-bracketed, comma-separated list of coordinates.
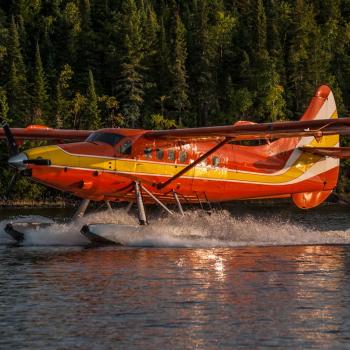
[1, 203, 350, 349]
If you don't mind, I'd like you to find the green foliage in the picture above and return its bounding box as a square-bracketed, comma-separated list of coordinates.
[0, 87, 9, 121]
[144, 114, 177, 130]
[7, 16, 29, 123]
[55, 64, 74, 128]
[169, 12, 189, 125]
[33, 42, 49, 124]
[0, 0, 347, 128]
[117, 0, 145, 127]
[85, 69, 101, 129]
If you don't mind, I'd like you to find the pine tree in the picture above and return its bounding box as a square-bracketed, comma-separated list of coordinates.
[60, 1, 81, 66]
[253, 0, 286, 121]
[85, 69, 101, 129]
[7, 16, 26, 81]
[76, 0, 95, 87]
[55, 64, 74, 128]
[117, 0, 145, 127]
[139, 1, 160, 118]
[55, 83, 64, 128]
[158, 17, 171, 95]
[0, 87, 9, 121]
[188, 0, 215, 126]
[287, 0, 320, 114]
[33, 42, 49, 124]
[169, 12, 189, 125]
[7, 17, 29, 124]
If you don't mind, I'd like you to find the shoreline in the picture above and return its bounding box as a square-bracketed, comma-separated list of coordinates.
[1, 196, 349, 209]
[0, 200, 73, 208]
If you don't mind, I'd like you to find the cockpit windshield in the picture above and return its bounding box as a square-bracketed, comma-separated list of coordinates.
[86, 132, 124, 146]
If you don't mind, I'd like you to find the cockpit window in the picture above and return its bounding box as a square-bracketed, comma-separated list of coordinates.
[86, 133, 124, 146]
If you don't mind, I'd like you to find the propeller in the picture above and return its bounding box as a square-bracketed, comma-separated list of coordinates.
[0, 117, 50, 200]
[4, 172, 19, 200]
[0, 117, 18, 156]
[0, 116, 21, 199]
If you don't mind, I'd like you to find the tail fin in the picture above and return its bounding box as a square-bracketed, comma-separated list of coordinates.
[300, 85, 338, 122]
[291, 85, 340, 208]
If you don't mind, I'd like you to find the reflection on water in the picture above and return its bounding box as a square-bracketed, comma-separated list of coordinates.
[1, 245, 350, 349]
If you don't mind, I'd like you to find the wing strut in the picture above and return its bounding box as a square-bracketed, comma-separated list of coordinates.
[299, 146, 350, 159]
[157, 137, 230, 190]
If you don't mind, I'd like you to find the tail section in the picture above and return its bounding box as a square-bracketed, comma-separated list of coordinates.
[291, 85, 340, 208]
[300, 85, 338, 122]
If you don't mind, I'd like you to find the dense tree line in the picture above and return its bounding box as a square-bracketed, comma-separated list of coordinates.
[1, 0, 350, 200]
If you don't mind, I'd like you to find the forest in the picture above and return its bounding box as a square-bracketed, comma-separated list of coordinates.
[1, 0, 350, 201]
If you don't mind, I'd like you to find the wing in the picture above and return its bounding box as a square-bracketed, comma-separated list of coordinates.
[0, 125, 92, 142]
[144, 117, 350, 189]
[145, 118, 350, 141]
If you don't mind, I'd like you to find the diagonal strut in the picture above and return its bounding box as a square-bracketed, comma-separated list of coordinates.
[156, 137, 230, 190]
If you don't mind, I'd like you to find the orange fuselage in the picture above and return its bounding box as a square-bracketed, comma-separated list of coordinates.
[23, 127, 339, 209]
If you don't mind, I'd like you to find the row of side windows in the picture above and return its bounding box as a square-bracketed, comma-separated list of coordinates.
[144, 148, 187, 162]
[143, 148, 221, 166]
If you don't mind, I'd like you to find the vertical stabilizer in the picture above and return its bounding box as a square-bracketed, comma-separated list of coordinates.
[292, 85, 340, 208]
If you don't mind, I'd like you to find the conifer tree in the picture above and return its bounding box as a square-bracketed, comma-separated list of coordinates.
[140, 1, 160, 117]
[158, 17, 171, 95]
[33, 42, 49, 124]
[117, 0, 145, 127]
[287, 0, 319, 114]
[169, 12, 189, 125]
[55, 64, 73, 128]
[188, 0, 214, 126]
[0, 0, 348, 130]
[85, 69, 101, 129]
[253, 0, 286, 121]
[77, 0, 95, 87]
[0, 87, 9, 121]
[7, 16, 29, 123]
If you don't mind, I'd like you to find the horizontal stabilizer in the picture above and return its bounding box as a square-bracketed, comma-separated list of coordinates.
[299, 146, 350, 159]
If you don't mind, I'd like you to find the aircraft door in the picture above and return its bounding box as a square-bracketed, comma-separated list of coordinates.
[114, 138, 135, 173]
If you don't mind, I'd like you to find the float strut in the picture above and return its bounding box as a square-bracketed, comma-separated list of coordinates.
[173, 190, 184, 216]
[141, 184, 174, 215]
[72, 199, 90, 220]
[105, 201, 113, 212]
[126, 202, 133, 213]
[135, 182, 148, 225]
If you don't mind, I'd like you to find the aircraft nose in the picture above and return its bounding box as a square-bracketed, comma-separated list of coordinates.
[8, 152, 28, 170]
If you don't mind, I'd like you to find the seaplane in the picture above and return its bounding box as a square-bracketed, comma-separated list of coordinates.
[2, 85, 350, 245]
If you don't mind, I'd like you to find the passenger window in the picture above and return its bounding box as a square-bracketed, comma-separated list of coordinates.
[179, 151, 187, 163]
[144, 148, 153, 158]
[212, 156, 220, 167]
[119, 140, 132, 155]
[156, 148, 164, 160]
[168, 149, 175, 161]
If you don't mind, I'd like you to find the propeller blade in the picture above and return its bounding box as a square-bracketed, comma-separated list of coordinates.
[4, 172, 19, 200]
[0, 116, 19, 156]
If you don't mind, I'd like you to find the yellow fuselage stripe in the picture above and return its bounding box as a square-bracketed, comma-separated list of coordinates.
[25, 133, 339, 185]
